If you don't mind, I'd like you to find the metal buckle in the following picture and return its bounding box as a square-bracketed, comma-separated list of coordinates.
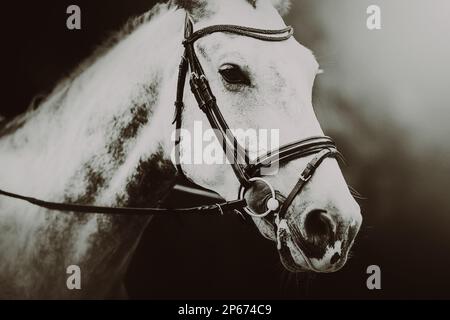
[239, 177, 279, 218]
[191, 72, 199, 80]
[299, 173, 311, 182]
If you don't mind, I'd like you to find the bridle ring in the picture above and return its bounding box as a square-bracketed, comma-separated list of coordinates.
[240, 177, 279, 218]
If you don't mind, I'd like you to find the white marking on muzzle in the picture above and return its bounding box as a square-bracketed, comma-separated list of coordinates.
[275, 216, 288, 250]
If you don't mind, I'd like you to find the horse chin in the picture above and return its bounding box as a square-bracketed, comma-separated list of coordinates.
[253, 217, 316, 272]
[277, 233, 346, 273]
[277, 235, 348, 273]
[279, 253, 310, 273]
[277, 235, 311, 273]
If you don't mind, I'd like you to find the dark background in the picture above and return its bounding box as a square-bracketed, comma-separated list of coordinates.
[1, 1, 450, 299]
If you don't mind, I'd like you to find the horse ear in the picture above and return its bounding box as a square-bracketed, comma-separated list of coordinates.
[271, 0, 291, 16]
[169, 0, 210, 21]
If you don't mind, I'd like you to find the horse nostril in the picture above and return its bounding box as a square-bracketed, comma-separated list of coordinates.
[330, 252, 340, 264]
[304, 210, 335, 245]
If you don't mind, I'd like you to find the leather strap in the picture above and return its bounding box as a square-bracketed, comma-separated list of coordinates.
[184, 24, 293, 44]
[245, 136, 337, 177]
[278, 148, 337, 219]
[0, 188, 246, 215]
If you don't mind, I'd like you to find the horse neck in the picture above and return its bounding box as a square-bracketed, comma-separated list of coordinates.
[0, 6, 186, 298]
[1, 6, 183, 199]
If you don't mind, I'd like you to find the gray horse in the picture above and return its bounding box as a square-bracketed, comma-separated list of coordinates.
[0, 0, 361, 298]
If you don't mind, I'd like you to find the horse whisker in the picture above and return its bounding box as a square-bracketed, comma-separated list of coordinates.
[348, 184, 367, 200]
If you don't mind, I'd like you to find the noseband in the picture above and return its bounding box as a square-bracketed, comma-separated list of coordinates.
[0, 14, 339, 222]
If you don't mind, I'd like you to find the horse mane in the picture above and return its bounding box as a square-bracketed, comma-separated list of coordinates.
[0, 3, 171, 139]
[68, 4, 169, 86]
[0, 0, 292, 139]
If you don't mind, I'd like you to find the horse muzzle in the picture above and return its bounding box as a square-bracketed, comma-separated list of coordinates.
[241, 168, 362, 273]
[275, 209, 361, 272]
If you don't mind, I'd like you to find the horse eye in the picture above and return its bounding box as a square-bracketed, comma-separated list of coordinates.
[219, 64, 250, 85]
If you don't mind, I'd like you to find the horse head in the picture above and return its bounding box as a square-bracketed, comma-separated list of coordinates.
[0, 0, 363, 299]
[169, 0, 362, 272]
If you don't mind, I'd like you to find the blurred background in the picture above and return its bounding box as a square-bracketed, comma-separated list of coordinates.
[1, 0, 450, 299]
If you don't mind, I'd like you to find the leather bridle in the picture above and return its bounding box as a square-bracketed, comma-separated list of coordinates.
[0, 14, 339, 223]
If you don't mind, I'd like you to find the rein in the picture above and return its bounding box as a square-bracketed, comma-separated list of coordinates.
[0, 188, 245, 215]
[0, 14, 339, 220]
